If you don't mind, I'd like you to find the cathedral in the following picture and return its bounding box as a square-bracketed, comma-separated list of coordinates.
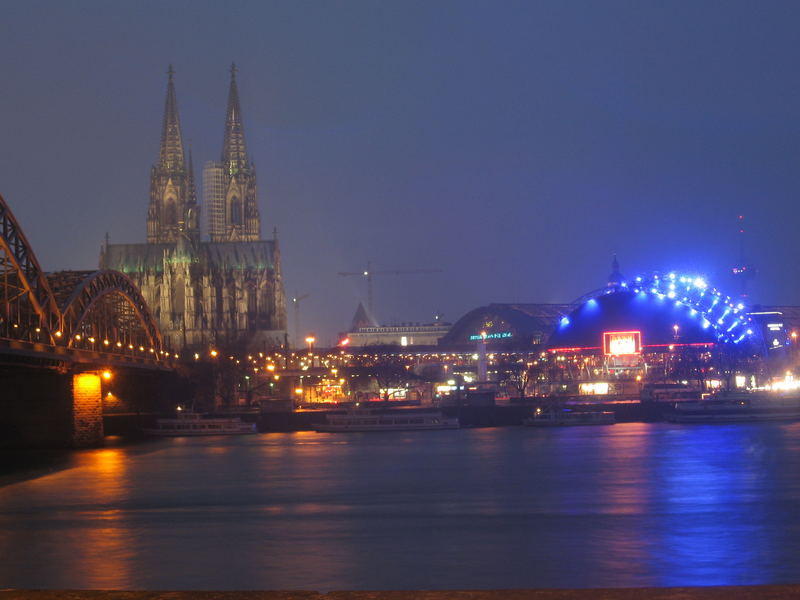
[100, 65, 287, 351]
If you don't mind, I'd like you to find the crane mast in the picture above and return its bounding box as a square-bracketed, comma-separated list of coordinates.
[291, 293, 309, 349]
[338, 261, 442, 318]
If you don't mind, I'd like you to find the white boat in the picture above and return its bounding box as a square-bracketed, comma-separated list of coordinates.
[314, 410, 459, 432]
[666, 393, 800, 424]
[144, 410, 257, 436]
[524, 408, 615, 427]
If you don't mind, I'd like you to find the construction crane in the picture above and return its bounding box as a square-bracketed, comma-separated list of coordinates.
[291, 293, 309, 349]
[338, 261, 442, 318]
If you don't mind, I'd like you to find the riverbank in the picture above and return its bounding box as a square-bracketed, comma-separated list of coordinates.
[98, 401, 671, 436]
[1, 586, 799, 599]
[253, 401, 669, 432]
[0, 401, 671, 450]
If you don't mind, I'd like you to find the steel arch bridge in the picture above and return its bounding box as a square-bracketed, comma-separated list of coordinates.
[0, 193, 170, 367]
[0, 194, 61, 342]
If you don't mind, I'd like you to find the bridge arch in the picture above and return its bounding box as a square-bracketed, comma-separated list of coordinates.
[0, 193, 61, 343]
[60, 270, 165, 354]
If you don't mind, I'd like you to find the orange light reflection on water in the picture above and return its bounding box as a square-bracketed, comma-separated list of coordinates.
[599, 423, 652, 515]
[247, 430, 359, 586]
[71, 447, 133, 588]
[589, 423, 656, 580]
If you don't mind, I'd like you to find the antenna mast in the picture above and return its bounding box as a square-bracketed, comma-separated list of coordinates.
[731, 214, 756, 298]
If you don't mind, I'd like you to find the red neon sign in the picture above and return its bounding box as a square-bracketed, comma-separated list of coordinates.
[603, 331, 642, 356]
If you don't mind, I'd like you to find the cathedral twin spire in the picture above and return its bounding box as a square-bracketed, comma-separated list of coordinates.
[159, 65, 185, 172]
[222, 63, 250, 174]
[148, 64, 260, 244]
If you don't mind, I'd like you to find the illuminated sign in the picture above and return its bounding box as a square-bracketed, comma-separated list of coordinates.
[603, 331, 642, 356]
[580, 382, 609, 395]
[764, 323, 787, 350]
[469, 332, 512, 341]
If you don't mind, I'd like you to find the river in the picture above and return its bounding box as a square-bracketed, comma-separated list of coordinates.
[2, 422, 800, 590]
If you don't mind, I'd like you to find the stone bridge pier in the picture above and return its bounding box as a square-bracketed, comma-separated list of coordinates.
[71, 372, 104, 447]
[0, 365, 187, 449]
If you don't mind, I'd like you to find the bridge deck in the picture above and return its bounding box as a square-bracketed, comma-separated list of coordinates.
[0, 338, 174, 370]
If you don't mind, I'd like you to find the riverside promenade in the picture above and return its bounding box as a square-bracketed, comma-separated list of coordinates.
[1, 588, 799, 599]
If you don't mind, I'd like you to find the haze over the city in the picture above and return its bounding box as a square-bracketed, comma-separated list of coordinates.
[2, 0, 800, 343]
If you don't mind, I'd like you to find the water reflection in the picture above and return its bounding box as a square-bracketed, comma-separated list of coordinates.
[652, 425, 785, 586]
[586, 424, 655, 586]
[78, 448, 132, 588]
[0, 447, 133, 589]
[1, 424, 800, 589]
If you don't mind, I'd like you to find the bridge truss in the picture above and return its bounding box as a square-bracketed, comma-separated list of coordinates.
[59, 270, 164, 355]
[0, 193, 170, 365]
[0, 195, 61, 344]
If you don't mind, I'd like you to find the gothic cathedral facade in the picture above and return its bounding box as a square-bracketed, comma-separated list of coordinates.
[101, 65, 287, 351]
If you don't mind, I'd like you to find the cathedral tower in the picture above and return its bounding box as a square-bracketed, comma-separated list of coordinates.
[103, 65, 286, 356]
[205, 64, 261, 242]
[147, 66, 199, 244]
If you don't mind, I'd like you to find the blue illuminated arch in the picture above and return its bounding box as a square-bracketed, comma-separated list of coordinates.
[620, 272, 754, 345]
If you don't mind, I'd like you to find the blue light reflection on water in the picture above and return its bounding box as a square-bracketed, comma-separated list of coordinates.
[650, 425, 800, 586]
[1, 423, 800, 590]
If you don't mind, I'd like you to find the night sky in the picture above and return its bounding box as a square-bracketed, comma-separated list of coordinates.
[2, 0, 800, 344]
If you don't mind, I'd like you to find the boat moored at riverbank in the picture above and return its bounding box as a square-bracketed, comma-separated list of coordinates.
[144, 410, 257, 436]
[666, 392, 800, 424]
[314, 409, 459, 432]
[524, 407, 616, 427]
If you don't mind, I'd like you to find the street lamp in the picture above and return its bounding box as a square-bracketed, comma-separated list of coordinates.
[305, 336, 316, 350]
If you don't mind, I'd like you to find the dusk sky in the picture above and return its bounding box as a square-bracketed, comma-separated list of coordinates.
[2, 0, 800, 344]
